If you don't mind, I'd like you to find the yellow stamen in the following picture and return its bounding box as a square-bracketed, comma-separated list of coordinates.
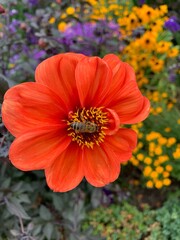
[67, 107, 108, 148]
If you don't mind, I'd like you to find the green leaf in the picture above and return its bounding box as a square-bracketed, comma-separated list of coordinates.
[5, 197, 31, 220]
[39, 205, 52, 221]
[43, 222, 54, 240]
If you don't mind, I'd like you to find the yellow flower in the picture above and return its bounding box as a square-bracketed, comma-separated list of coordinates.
[143, 166, 152, 177]
[177, 119, 180, 124]
[167, 103, 174, 110]
[163, 171, 170, 178]
[165, 165, 173, 172]
[162, 92, 168, 98]
[154, 159, 160, 166]
[167, 48, 179, 58]
[156, 107, 163, 114]
[130, 156, 139, 166]
[146, 180, 154, 188]
[155, 180, 163, 189]
[159, 5, 168, 15]
[156, 41, 171, 54]
[173, 150, 180, 159]
[164, 127, 171, 133]
[60, 13, 67, 19]
[137, 5, 157, 24]
[49, 17, 55, 24]
[58, 22, 67, 32]
[140, 32, 156, 51]
[144, 157, 152, 165]
[163, 178, 171, 186]
[150, 59, 164, 73]
[154, 146, 163, 155]
[66, 7, 75, 15]
[158, 137, 167, 145]
[150, 171, 158, 179]
[167, 137, 176, 147]
[137, 153, 144, 161]
[155, 166, 164, 174]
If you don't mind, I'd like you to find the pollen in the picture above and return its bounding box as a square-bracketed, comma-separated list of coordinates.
[67, 107, 108, 148]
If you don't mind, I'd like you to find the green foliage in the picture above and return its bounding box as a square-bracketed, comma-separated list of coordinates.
[83, 202, 154, 240]
[83, 192, 180, 240]
[155, 196, 180, 240]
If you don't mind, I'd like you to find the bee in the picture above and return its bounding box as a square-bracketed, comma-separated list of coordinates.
[70, 121, 99, 133]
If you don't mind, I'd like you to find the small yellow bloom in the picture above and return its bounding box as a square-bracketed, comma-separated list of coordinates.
[144, 157, 152, 165]
[163, 171, 170, 178]
[159, 5, 168, 15]
[167, 137, 176, 147]
[167, 103, 174, 110]
[162, 92, 168, 98]
[167, 48, 179, 58]
[156, 107, 163, 114]
[163, 178, 171, 186]
[49, 17, 55, 24]
[164, 127, 171, 133]
[177, 119, 180, 125]
[156, 41, 171, 54]
[150, 59, 164, 73]
[137, 153, 144, 161]
[143, 166, 152, 177]
[155, 180, 163, 189]
[146, 180, 154, 188]
[156, 166, 164, 174]
[58, 22, 67, 32]
[165, 165, 173, 172]
[154, 147, 163, 155]
[60, 13, 67, 19]
[158, 137, 167, 145]
[150, 171, 158, 179]
[66, 7, 75, 15]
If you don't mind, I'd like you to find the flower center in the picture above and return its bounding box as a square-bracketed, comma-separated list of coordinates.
[67, 107, 108, 148]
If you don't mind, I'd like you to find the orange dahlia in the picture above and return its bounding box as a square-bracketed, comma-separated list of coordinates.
[2, 53, 150, 192]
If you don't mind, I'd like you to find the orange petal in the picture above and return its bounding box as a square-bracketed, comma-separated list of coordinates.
[35, 53, 85, 110]
[107, 80, 150, 124]
[103, 54, 136, 106]
[76, 56, 112, 107]
[84, 145, 120, 187]
[2, 82, 67, 137]
[45, 143, 84, 192]
[9, 125, 71, 171]
[104, 128, 137, 162]
[104, 108, 120, 136]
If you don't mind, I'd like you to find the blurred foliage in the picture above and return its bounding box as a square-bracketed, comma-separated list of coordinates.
[83, 191, 180, 240]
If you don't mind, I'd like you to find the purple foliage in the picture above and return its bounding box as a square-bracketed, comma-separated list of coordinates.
[139, 0, 145, 5]
[28, 0, 39, 6]
[61, 20, 120, 55]
[164, 16, 180, 32]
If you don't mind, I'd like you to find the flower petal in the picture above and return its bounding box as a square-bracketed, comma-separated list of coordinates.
[107, 80, 150, 124]
[2, 82, 67, 137]
[9, 125, 71, 171]
[76, 56, 112, 107]
[105, 108, 120, 136]
[102, 54, 136, 106]
[35, 53, 85, 109]
[45, 143, 84, 192]
[104, 128, 137, 162]
[84, 145, 120, 187]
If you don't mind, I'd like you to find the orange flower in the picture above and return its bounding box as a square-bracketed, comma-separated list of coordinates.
[2, 53, 150, 192]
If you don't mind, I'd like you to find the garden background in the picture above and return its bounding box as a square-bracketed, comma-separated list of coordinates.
[0, 0, 180, 239]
